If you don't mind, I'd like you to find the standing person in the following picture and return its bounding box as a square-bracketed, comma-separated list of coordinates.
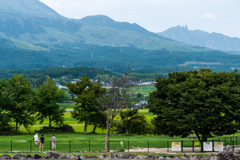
[75, 155, 81, 160]
[33, 133, 38, 145]
[39, 135, 44, 151]
[52, 134, 56, 149]
[225, 143, 230, 151]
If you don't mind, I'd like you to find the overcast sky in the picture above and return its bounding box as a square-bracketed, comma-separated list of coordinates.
[39, 0, 240, 38]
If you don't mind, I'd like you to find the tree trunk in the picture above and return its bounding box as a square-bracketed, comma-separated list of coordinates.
[84, 118, 88, 134]
[16, 119, 18, 132]
[200, 140, 204, 152]
[49, 117, 52, 128]
[105, 120, 111, 152]
[196, 132, 207, 152]
[92, 124, 97, 134]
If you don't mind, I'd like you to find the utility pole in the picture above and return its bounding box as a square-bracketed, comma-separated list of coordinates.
[47, 45, 49, 53]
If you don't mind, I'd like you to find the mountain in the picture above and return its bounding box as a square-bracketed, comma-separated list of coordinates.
[0, 0, 212, 52]
[0, 0, 60, 17]
[158, 25, 240, 52]
[0, 0, 240, 72]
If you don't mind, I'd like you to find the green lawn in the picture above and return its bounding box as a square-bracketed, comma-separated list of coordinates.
[16, 108, 154, 134]
[0, 133, 238, 153]
[134, 86, 156, 95]
[58, 102, 75, 108]
[4, 108, 238, 153]
[17, 109, 155, 135]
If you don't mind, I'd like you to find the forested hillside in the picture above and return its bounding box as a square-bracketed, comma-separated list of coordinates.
[0, 44, 239, 72]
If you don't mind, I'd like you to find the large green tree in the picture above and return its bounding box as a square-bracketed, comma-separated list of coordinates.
[0, 79, 9, 131]
[66, 76, 106, 134]
[148, 69, 240, 151]
[5, 75, 36, 131]
[36, 77, 66, 127]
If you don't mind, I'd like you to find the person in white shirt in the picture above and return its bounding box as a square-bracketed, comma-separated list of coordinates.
[33, 133, 39, 145]
[225, 143, 230, 151]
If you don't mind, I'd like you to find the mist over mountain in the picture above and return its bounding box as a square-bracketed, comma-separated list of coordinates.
[158, 25, 240, 52]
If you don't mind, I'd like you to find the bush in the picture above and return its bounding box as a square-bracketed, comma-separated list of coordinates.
[37, 125, 75, 133]
[113, 110, 149, 135]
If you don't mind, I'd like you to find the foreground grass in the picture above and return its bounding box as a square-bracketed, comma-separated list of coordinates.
[0, 133, 238, 153]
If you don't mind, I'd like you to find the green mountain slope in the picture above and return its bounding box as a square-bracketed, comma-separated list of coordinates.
[158, 25, 240, 52]
[0, 0, 60, 17]
[0, 36, 46, 51]
[0, 0, 214, 52]
[1, 0, 239, 72]
[1, 44, 239, 72]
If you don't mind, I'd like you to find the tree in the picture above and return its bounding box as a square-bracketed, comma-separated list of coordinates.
[0, 79, 10, 132]
[147, 69, 240, 151]
[36, 77, 66, 127]
[119, 109, 138, 134]
[66, 76, 106, 134]
[93, 73, 134, 152]
[5, 75, 36, 131]
[88, 111, 107, 134]
[115, 109, 148, 134]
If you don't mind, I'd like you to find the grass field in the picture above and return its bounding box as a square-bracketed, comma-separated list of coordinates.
[17, 109, 155, 134]
[0, 133, 238, 153]
[59, 102, 75, 109]
[134, 86, 156, 95]
[4, 107, 239, 153]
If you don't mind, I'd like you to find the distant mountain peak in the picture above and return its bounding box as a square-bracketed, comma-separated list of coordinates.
[0, 0, 60, 17]
[80, 15, 115, 27]
[158, 25, 240, 52]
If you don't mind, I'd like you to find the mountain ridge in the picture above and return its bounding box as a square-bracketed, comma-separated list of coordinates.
[0, 0, 212, 52]
[158, 25, 240, 52]
[0, 0, 61, 18]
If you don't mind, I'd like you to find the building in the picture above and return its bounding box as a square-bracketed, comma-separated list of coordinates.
[140, 100, 148, 105]
[132, 103, 142, 109]
[71, 79, 80, 84]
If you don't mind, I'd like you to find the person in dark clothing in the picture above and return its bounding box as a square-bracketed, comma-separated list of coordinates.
[75, 155, 81, 160]
[39, 135, 44, 151]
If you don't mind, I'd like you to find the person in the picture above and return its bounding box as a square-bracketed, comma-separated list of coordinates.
[225, 143, 230, 151]
[39, 135, 44, 151]
[52, 134, 56, 149]
[33, 133, 39, 145]
[75, 155, 81, 160]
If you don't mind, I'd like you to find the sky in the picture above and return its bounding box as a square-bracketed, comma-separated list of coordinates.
[39, 0, 240, 38]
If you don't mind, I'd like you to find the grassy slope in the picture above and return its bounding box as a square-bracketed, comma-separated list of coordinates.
[0, 36, 47, 51]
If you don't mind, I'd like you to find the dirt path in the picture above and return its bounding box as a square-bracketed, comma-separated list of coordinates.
[122, 146, 240, 154]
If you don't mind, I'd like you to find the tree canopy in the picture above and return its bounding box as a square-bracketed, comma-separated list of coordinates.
[5, 75, 36, 131]
[147, 69, 240, 151]
[36, 77, 66, 127]
[66, 76, 106, 134]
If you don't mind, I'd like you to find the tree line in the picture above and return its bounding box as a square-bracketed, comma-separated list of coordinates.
[0, 75, 66, 132]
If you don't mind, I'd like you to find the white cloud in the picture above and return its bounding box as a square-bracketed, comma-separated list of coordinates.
[202, 13, 217, 19]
